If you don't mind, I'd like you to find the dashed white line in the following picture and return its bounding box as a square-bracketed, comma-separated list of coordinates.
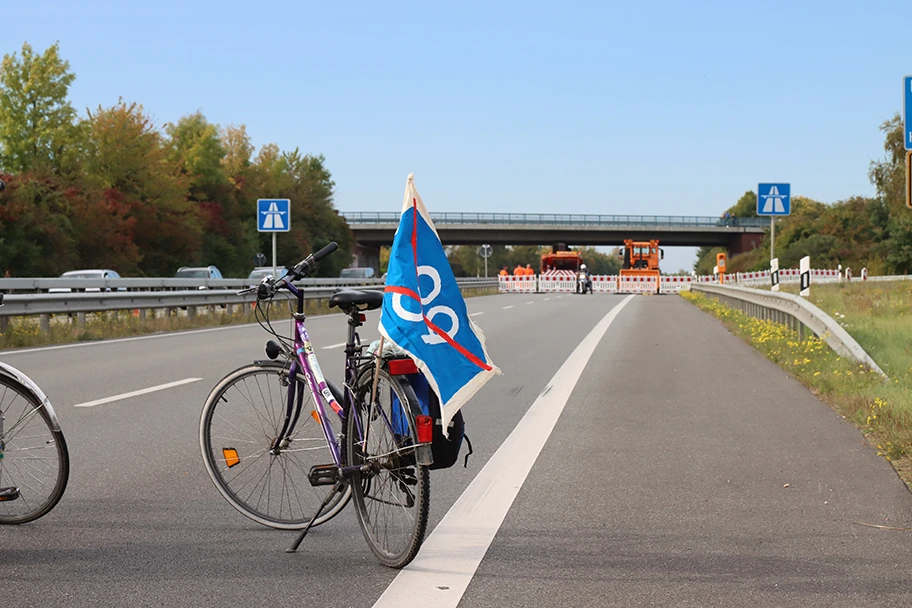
[372, 295, 637, 608]
[502, 305, 514, 310]
[525, 301, 534, 305]
[544, 297, 551, 301]
[469, 312, 485, 317]
[321, 342, 347, 350]
[73, 378, 202, 408]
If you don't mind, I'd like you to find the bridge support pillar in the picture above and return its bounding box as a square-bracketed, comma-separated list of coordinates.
[351, 243, 381, 275]
[728, 233, 764, 256]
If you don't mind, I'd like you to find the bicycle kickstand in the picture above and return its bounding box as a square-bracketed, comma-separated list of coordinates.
[286, 481, 345, 553]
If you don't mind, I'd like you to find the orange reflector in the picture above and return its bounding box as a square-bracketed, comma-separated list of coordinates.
[311, 410, 322, 423]
[416, 415, 433, 444]
[388, 358, 418, 375]
[223, 448, 240, 468]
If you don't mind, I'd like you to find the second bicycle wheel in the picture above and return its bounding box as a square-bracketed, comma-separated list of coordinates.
[0, 375, 69, 524]
[346, 367, 429, 568]
[200, 362, 351, 530]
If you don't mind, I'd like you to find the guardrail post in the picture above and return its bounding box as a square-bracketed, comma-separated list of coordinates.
[0, 317, 7, 333]
[187, 306, 197, 319]
[76, 312, 87, 327]
[40, 314, 50, 333]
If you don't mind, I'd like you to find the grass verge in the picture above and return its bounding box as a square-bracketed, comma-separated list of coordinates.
[0, 287, 500, 350]
[681, 289, 912, 485]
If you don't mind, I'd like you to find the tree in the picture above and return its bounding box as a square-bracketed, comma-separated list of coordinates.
[83, 101, 200, 276]
[0, 42, 82, 176]
[869, 114, 912, 273]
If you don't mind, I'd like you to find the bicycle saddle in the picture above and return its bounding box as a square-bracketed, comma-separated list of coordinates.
[328, 289, 383, 312]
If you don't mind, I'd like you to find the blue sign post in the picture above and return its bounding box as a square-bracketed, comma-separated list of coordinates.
[905, 76, 912, 151]
[257, 199, 291, 277]
[757, 183, 790, 263]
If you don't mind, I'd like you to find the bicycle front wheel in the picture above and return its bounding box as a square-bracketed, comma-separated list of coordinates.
[0, 377, 69, 524]
[200, 362, 351, 530]
[346, 367, 429, 568]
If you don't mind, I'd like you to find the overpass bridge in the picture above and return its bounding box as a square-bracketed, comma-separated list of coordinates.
[342, 212, 767, 268]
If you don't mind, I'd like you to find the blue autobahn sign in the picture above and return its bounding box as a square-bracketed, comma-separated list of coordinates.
[757, 183, 790, 216]
[905, 75, 912, 151]
[257, 199, 291, 232]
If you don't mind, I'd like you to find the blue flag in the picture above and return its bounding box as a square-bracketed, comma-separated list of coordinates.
[379, 174, 500, 432]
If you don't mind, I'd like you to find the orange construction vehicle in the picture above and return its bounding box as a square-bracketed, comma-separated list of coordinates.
[540, 248, 583, 274]
[618, 239, 663, 279]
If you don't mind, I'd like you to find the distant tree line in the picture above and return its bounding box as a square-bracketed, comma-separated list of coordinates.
[0, 42, 353, 278]
[695, 115, 912, 275]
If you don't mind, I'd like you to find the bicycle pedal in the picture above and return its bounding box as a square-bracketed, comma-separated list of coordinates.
[308, 464, 340, 487]
[0, 486, 20, 502]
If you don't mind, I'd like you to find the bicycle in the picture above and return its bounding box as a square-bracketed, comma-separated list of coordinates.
[0, 295, 71, 524]
[199, 242, 433, 568]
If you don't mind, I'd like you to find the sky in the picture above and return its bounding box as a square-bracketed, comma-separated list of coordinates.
[6, 0, 910, 272]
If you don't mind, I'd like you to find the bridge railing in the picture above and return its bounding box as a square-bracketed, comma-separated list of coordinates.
[341, 212, 768, 228]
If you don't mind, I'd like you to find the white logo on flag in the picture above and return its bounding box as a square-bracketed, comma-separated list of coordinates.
[391, 265, 459, 345]
[760, 186, 786, 213]
[261, 202, 286, 229]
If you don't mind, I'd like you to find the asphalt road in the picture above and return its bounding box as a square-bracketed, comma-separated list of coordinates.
[1, 293, 910, 607]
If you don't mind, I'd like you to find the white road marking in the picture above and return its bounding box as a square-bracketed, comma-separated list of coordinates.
[502, 305, 514, 310]
[544, 297, 551, 301]
[73, 378, 202, 408]
[525, 301, 534, 304]
[321, 342, 347, 350]
[469, 312, 485, 317]
[372, 294, 637, 608]
[556, 296, 563, 299]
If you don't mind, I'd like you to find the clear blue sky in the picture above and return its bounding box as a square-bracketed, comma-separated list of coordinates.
[7, 0, 909, 271]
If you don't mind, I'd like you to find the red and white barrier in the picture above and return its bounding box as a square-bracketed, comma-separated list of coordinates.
[591, 275, 619, 293]
[538, 270, 577, 293]
[659, 275, 692, 293]
[498, 275, 537, 293]
[618, 275, 659, 294]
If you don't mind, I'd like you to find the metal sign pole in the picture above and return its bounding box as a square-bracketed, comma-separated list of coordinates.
[272, 233, 277, 278]
[770, 216, 775, 261]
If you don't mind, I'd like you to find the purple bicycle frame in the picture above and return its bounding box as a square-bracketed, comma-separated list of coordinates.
[283, 282, 346, 465]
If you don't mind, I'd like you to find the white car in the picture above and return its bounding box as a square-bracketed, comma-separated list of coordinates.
[49, 269, 123, 293]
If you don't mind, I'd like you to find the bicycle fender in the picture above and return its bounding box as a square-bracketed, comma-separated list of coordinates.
[0, 361, 62, 432]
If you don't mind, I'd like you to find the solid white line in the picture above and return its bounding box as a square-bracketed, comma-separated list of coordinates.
[372, 294, 637, 608]
[469, 312, 485, 317]
[321, 342, 347, 350]
[501, 305, 514, 310]
[72, 378, 202, 408]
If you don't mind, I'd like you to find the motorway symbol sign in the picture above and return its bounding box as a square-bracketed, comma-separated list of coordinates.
[257, 199, 290, 232]
[905, 76, 912, 151]
[757, 183, 790, 216]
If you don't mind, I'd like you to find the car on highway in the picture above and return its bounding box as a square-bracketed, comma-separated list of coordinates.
[340, 267, 375, 279]
[247, 266, 289, 286]
[48, 269, 124, 293]
[175, 266, 223, 280]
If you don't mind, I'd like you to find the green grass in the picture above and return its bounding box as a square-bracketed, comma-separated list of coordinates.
[682, 289, 912, 484]
[776, 281, 912, 380]
[0, 287, 500, 350]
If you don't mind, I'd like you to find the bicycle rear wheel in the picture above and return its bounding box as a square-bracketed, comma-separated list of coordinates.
[346, 367, 429, 568]
[200, 362, 351, 530]
[0, 376, 69, 524]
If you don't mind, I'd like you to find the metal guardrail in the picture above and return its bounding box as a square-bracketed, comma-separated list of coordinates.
[0, 278, 500, 319]
[690, 283, 887, 379]
[341, 212, 769, 228]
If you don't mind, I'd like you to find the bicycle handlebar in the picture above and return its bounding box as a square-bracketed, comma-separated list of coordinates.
[244, 241, 339, 300]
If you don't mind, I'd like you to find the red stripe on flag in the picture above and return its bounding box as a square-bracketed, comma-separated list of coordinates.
[423, 315, 493, 372]
[385, 285, 421, 301]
